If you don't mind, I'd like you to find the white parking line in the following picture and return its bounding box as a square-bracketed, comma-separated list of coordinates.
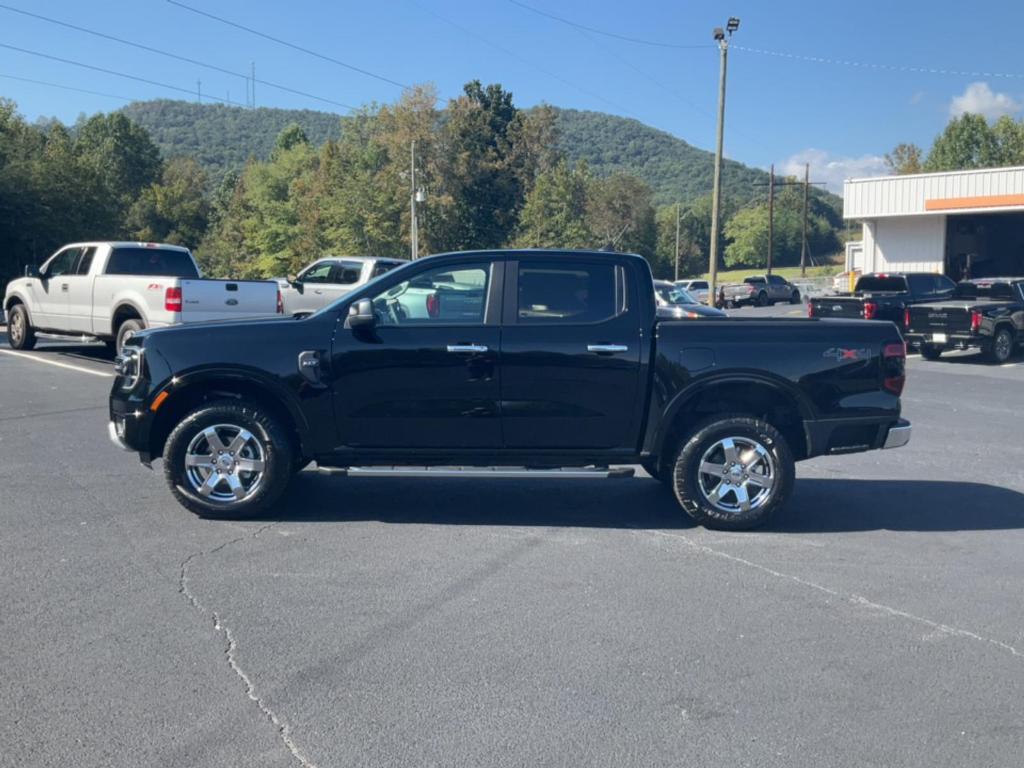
[0, 348, 113, 378]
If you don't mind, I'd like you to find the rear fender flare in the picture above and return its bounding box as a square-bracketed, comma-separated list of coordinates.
[653, 372, 814, 458]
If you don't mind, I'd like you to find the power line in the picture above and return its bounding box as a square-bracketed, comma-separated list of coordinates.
[505, 0, 712, 50]
[0, 42, 240, 105]
[733, 45, 1024, 80]
[0, 4, 357, 111]
[406, 0, 640, 119]
[0, 72, 133, 102]
[165, 0, 411, 91]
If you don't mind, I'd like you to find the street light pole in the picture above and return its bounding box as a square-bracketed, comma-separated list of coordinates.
[674, 202, 681, 281]
[708, 18, 738, 307]
[767, 163, 774, 276]
[410, 140, 418, 260]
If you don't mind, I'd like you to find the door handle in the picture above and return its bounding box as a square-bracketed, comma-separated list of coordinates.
[587, 344, 628, 354]
[61, 283, 69, 292]
[314, 289, 323, 295]
[447, 344, 488, 353]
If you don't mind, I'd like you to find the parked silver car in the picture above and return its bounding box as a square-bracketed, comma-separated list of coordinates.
[278, 256, 406, 315]
[675, 279, 710, 305]
[654, 281, 727, 318]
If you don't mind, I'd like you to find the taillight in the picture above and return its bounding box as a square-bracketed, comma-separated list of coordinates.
[863, 301, 877, 320]
[165, 286, 182, 312]
[747, 285, 756, 294]
[883, 341, 906, 396]
[970, 311, 982, 333]
[276, 289, 283, 314]
[903, 308, 912, 329]
[426, 292, 440, 318]
[807, 302, 815, 318]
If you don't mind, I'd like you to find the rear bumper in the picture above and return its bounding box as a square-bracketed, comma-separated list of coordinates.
[882, 419, 912, 450]
[905, 332, 980, 350]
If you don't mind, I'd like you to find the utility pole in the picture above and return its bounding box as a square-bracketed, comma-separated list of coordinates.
[766, 164, 774, 275]
[708, 17, 739, 306]
[674, 202, 681, 281]
[410, 140, 419, 260]
[197, 79, 201, 103]
[800, 162, 809, 277]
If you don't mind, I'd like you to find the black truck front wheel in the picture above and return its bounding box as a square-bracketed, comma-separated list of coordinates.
[163, 401, 293, 519]
[670, 415, 794, 530]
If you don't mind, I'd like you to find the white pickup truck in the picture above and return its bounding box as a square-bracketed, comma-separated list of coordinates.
[3, 242, 281, 353]
[277, 256, 406, 316]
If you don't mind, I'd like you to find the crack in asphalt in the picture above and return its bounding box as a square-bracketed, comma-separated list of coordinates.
[179, 522, 319, 768]
[636, 528, 1024, 661]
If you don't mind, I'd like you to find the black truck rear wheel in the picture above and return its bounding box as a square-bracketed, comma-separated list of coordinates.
[986, 327, 1015, 364]
[670, 415, 794, 531]
[920, 344, 943, 361]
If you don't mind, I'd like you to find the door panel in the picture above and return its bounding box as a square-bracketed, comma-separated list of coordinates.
[65, 247, 97, 333]
[500, 259, 642, 450]
[35, 247, 80, 329]
[330, 260, 503, 449]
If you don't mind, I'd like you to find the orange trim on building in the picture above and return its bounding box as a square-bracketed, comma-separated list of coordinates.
[925, 194, 1024, 211]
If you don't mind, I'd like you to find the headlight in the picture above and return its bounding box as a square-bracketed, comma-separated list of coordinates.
[114, 347, 144, 390]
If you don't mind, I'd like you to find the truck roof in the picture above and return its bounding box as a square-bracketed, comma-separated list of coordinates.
[316, 255, 406, 264]
[62, 241, 191, 252]
[423, 248, 650, 265]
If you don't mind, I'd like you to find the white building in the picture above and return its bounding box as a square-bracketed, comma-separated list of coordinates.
[843, 165, 1024, 279]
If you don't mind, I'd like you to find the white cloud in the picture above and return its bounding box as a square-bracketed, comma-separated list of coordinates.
[949, 82, 1021, 120]
[778, 149, 889, 193]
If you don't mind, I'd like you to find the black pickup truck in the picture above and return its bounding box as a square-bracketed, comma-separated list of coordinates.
[809, 272, 957, 328]
[905, 278, 1024, 362]
[109, 249, 911, 530]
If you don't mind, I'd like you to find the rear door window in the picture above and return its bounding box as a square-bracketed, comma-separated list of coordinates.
[105, 248, 199, 278]
[332, 262, 364, 285]
[372, 261, 402, 278]
[517, 261, 617, 324]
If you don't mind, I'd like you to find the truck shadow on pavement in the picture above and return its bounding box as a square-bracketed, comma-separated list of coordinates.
[276, 474, 1024, 533]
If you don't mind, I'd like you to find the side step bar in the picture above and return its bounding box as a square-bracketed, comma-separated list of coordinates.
[319, 466, 635, 479]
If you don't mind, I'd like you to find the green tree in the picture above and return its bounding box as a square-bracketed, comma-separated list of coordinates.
[514, 160, 592, 249]
[586, 172, 657, 260]
[924, 114, 998, 171]
[992, 116, 1024, 166]
[126, 157, 210, 247]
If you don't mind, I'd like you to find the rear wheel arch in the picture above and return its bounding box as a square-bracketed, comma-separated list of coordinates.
[654, 378, 810, 473]
[147, 376, 311, 464]
[111, 302, 145, 337]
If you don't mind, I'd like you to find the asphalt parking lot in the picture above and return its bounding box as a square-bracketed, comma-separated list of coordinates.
[2, 314, 1023, 768]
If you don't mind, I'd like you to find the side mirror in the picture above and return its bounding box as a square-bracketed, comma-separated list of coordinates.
[287, 275, 303, 293]
[347, 298, 375, 329]
[24, 264, 40, 278]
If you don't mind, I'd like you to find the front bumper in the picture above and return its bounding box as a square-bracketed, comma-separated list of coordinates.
[107, 420, 133, 451]
[882, 419, 912, 449]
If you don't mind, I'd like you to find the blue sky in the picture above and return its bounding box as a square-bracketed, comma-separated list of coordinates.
[2, 0, 1023, 191]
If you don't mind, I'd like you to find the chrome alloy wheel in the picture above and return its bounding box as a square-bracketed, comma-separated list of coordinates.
[9, 310, 24, 344]
[696, 436, 776, 514]
[994, 330, 1013, 361]
[184, 424, 266, 504]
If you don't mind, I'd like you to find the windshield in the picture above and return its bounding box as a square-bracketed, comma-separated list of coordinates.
[656, 284, 697, 305]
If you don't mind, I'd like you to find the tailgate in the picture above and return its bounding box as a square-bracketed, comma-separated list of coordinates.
[178, 279, 280, 323]
[908, 305, 971, 333]
[810, 296, 866, 319]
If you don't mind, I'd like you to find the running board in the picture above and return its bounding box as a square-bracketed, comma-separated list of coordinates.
[319, 466, 635, 479]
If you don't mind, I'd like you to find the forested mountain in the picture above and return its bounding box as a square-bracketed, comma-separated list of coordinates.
[119, 99, 788, 208]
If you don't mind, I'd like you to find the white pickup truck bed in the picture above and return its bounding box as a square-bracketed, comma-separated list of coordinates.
[3, 242, 280, 353]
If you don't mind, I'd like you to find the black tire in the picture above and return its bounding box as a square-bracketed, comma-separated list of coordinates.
[986, 327, 1015, 364]
[163, 400, 293, 519]
[789, 291, 801, 305]
[670, 414, 795, 531]
[919, 344, 943, 361]
[757, 291, 769, 307]
[6, 304, 36, 350]
[115, 318, 144, 355]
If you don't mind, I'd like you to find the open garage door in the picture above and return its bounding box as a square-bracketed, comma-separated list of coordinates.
[945, 211, 1024, 280]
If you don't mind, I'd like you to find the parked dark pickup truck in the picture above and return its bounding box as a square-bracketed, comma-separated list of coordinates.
[109, 249, 911, 530]
[905, 278, 1024, 363]
[809, 272, 956, 328]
